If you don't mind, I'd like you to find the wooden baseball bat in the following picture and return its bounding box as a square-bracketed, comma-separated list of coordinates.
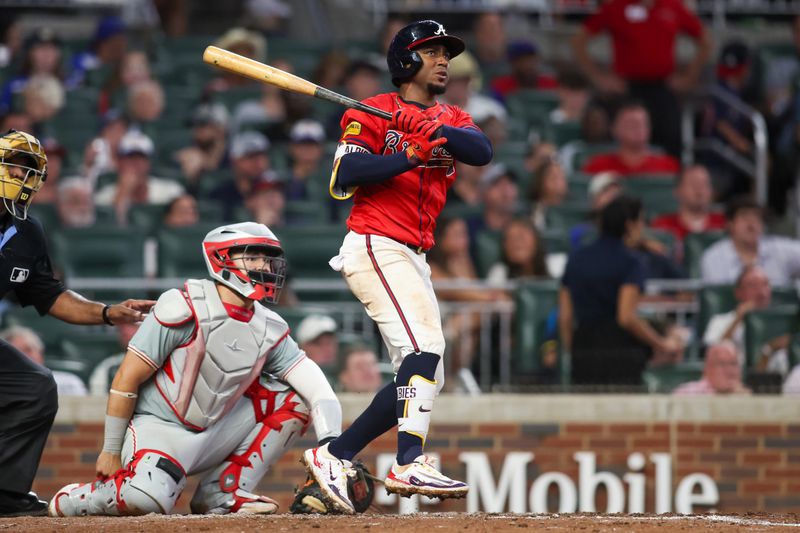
[203, 46, 392, 121]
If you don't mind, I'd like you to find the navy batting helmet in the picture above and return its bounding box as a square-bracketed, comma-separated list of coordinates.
[387, 20, 465, 87]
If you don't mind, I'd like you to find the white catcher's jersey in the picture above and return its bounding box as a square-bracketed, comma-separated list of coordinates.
[130, 279, 306, 430]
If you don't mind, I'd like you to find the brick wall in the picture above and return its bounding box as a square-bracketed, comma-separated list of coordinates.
[34, 418, 800, 514]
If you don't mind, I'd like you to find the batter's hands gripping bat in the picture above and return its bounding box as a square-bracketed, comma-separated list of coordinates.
[203, 46, 392, 121]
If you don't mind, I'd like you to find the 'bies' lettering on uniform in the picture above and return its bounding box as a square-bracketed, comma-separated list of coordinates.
[330, 93, 478, 251]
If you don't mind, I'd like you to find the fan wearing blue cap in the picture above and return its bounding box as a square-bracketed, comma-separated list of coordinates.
[490, 40, 558, 102]
[67, 16, 128, 89]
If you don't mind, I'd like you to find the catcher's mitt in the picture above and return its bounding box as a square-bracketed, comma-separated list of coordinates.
[290, 461, 375, 514]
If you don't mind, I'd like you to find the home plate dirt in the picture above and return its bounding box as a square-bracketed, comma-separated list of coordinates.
[4, 513, 800, 532]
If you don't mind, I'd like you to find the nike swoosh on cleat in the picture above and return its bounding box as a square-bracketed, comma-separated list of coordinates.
[329, 464, 337, 481]
[419, 406, 431, 412]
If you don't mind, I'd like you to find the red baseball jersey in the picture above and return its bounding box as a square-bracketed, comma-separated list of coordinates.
[583, 0, 704, 81]
[330, 92, 478, 250]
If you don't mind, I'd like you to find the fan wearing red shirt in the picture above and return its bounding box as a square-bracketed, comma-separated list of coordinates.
[651, 164, 726, 242]
[490, 40, 558, 102]
[300, 20, 493, 514]
[571, 0, 711, 156]
[582, 101, 680, 175]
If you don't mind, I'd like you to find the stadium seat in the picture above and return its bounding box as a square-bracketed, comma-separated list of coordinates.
[474, 229, 502, 278]
[275, 224, 348, 279]
[51, 226, 146, 278]
[513, 280, 560, 376]
[546, 121, 582, 147]
[683, 231, 726, 278]
[129, 204, 167, 234]
[46, 358, 91, 387]
[641, 362, 704, 393]
[1, 306, 105, 355]
[285, 200, 331, 225]
[561, 141, 617, 173]
[744, 305, 800, 368]
[546, 202, 591, 231]
[505, 90, 559, 131]
[156, 224, 219, 278]
[623, 177, 677, 218]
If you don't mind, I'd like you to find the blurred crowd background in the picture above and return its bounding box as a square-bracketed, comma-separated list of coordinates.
[3, 0, 800, 398]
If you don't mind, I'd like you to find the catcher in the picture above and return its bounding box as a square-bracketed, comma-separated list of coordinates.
[50, 222, 343, 516]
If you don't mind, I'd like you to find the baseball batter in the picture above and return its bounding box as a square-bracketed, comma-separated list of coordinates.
[50, 222, 342, 516]
[302, 20, 493, 513]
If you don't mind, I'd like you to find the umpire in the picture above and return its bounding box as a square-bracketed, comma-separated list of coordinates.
[0, 130, 154, 517]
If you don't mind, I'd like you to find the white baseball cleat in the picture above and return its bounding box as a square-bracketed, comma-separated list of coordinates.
[300, 443, 355, 514]
[384, 455, 469, 499]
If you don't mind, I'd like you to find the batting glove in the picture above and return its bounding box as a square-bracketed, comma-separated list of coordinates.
[390, 107, 427, 133]
[414, 119, 443, 140]
[404, 133, 448, 166]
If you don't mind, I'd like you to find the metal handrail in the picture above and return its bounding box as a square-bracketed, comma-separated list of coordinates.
[682, 85, 769, 205]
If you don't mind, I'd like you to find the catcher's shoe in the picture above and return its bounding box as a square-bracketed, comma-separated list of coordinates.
[48, 483, 87, 517]
[300, 444, 355, 514]
[384, 455, 468, 499]
[218, 489, 279, 514]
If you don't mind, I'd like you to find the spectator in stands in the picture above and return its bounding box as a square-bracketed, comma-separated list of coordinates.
[447, 162, 483, 207]
[285, 119, 326, 201]
[296, 314, 339, 369]
[783, 357, 800, 394]
[764, 15, 800, 127]
[0, 110, 33, 134]
[490, 40, 558, 102]
[162, 194, 199, 228]
[126, 79, 165, 131]
[175, 103, 230, 191]
[673, 341, 750, 395]
[88, 323, 139, 396]
[326, 60, 383, 137]
[68, 16, 128, 89]
[0, 28, 64, 114]
[0, 18, 22, 69]
[312, 50, 350, 90]
[209, 131, 277, 221]
[230, 58, 292, 136]
[56, 178, 96, 228]
[82, 109, 128, 182]
[244, 175, 286, 228]
[560, 195, 683, 387]
[528, 159, 568, 230]
[569, 171, 622, 248]
[486, 217, 550, 284]
[465, 164, 519, 250]
[650, 165, 725, 248]
[99, 50, 152, 115]
[523, 141, 558, 175]
[703, 265, 790, 375]
[550, 69, 591, 125]
[471, 12, 508, 71]
[582, 101, 680, 176]
[702, 40, 755, 200]
[0, 326, 87, 396]
[571, 0, 711, 157]
[429, 217, 508, 375]
[700, 197, 800, 286]
[337, 344, 383, 394]
[580, 101, 612, 145]
[95, 131, 184, 223]
[205, 27, 266, 94]
[33, 137, 67, 205]
[444, 51, 508, 133]
[243, 0, 292, 33]
[22, 74, 64, 136]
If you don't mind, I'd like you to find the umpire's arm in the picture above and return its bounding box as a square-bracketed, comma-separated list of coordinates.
[49, 290, 155, 325]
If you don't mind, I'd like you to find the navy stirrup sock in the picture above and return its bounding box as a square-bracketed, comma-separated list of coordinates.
[327, 381, 397, 461]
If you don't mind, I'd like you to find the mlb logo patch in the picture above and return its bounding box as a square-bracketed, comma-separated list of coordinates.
[10, 267, 29, 283]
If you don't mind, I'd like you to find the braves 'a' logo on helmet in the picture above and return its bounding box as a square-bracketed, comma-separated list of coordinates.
[386, 20, 465, 87]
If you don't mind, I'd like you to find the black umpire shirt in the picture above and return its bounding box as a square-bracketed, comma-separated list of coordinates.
[0, 214, 65, 315]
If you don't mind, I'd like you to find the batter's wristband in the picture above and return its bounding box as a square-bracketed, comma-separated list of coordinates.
[102, 414, 129, 454]
[102, 304, 114, 326]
